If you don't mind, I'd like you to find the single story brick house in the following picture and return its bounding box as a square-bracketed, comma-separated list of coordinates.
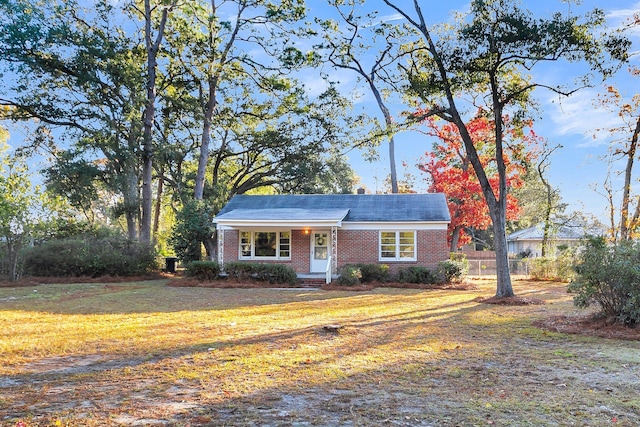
[213, 193, 451, 280]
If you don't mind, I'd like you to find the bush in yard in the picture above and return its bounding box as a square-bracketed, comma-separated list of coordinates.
[255, 263, 297, 285]
[185, 261, 221, 281]
[223, 262, 297, 285]
[337, 264, 362, 286]
[437, 253, 469, 283]
[526, 249, 577, 282]
[526, 257, 553, 281]
[353, 263, 389, 283]
[395, 266, 440, 284]
[169, 200, 215, 264]
[23, 235, 157, 277]
[569, 236, 640, 325]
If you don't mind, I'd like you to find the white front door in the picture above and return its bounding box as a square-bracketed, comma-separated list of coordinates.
[310, 231, 330, 273]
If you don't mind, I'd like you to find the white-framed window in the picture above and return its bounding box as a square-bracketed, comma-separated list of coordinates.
[380, 230, 416, 261]
[239, 231, 291, 260]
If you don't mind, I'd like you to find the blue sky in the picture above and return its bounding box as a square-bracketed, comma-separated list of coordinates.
[4, 0, 640, 225]
[302, 0, 640, 223]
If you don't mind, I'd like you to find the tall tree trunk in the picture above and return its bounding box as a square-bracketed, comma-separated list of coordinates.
[620, 115, 640, 240]
[539, 169, 553, 257]
[369, 79, 398, 193]
[536, 146, 559, 257]
[140, 0, 171, 244]
[194, 113, 213, 200]
[203, 238, 216, 260]
[491, 209, 513, 297]
[152, 173, 163, 241]
[388, 0, 515, 297]
[194, 0, 242, 199]
[388, 134, 398, 193]
[7, 238, 20, 282]
[193, 1, 244, 259]
[487, 60, 514, 297]
[124, 165, 139, 240]
[450, 225, 462, 252]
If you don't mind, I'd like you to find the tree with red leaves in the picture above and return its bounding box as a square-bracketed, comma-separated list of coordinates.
[419, 113, 536, 252]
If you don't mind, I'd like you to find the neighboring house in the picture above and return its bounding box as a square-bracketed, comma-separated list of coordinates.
[507, 223, 587, 257]
[213, 193, 451, 279]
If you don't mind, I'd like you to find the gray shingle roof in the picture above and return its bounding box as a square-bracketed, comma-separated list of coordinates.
[507, 223, 586, 241]
[215, 193, 450, 223]
[215, 208, 350, 222]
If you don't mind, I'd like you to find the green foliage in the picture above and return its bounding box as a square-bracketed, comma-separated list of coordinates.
[0, 141, 64, 281]
[169, 200, 215, 264]
[526, 258, 555, 281]
[337, 265, 362, 286]
[569, 237, 640, 325]
[43, 151, 103, 219]
[396, 266, 440, 284]
[354, 263, 390, 283]
[438, 253, 470, 283]
[223, 262, 297, 285]
[336, 263, 389, 286]
[22, 235, 157, 277]
[526, 251, 576, 282]
[185, 261, 221, 281]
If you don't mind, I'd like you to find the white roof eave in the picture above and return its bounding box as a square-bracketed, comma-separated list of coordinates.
[216, 219, 344, 229]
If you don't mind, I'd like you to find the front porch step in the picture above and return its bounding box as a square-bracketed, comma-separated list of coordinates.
[298, 277, 327, 287]
[297, 273, 336, 287]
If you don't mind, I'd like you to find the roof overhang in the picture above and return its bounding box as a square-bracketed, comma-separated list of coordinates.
[214, 208, 350, 229]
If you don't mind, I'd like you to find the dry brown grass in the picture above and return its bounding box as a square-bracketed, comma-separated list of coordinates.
[1, 278, 639, 426]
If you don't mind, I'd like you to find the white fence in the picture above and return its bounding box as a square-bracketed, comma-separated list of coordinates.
[466, 259, 529, 276]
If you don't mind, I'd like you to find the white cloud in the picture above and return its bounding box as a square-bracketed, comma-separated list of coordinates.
[606, 2, 640, 20]
[373, 13, 404, 24]
[545, 89, 624, 147]
[607, 3, 640, 40]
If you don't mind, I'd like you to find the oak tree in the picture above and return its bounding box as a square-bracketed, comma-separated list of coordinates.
[383, 0, 627, 297]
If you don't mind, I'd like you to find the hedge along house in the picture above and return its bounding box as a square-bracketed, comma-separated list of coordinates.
[213, 193, 451, 283]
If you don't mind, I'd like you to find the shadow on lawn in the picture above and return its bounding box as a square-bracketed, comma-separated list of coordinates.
[0, 277, 489, 315]
[4, 287, 640, 426]
[1, 296, 493, 420]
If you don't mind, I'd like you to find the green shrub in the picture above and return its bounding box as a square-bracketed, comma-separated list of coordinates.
[395, 266, 439, 284]
[438, 259, 469, 283]
[438, 253, 469, 283]
[526, 251, 576, 282]
[222, 262, 297, 285]
[526, 257, 555, 280]
[169, 200, 215, 264]
[223, 261, 256, 281]
[569, 237, 640, 325]
[23, 235, 157, 277]
[353, 263, 389, 283]
[186, 261, 221, 281]
[337, 265, 362, 286]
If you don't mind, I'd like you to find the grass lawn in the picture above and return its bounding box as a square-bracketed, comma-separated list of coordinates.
[1, 278, 639, 426]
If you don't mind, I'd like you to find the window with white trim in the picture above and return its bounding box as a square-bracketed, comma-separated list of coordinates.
[380, 231, 416, 261]
[239, 231, 291, 260]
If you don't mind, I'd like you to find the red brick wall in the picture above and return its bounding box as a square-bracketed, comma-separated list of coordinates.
[221, 228, 449, 275]
[337, 230, 378, 265]
[336, 229, 449, 274]
[416, 229, 450, 268]
[220, 229, 310, 272]
[221, 230, 239, 262]
[290, 230, 310, 272]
